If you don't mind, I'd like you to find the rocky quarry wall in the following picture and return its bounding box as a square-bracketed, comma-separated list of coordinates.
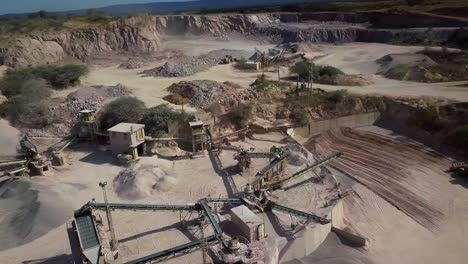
[1, 11, 467, 67]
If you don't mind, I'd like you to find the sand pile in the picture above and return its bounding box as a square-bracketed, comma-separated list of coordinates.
[113, 163, 177, 200]
[286, 143, 313, 166]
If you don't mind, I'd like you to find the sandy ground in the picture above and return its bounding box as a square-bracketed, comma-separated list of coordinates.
[83, 42, 468, 107]
[305, 126, 468, 264]
[0, 127, 335, 263]
[310, 43, 468, 101]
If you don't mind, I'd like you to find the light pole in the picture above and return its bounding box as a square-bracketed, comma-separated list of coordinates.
[99, 181, 118, 251]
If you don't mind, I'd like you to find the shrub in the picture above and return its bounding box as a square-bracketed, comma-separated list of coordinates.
[32, 64, 88, 88]
[140, 104, 182, 137]
[0, 79, 52, 128]
[324, 90, 348, 104]
[316, 65, 344, 77]
[290, 60, 314, 81]
[0, 64, 88, 95]
[228, 104, 253, 129]
[411, 106, 445, 131]
[445, 125, 468, 152]
[99, 97, 147, 129]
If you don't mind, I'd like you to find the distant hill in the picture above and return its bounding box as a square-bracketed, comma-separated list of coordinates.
[1, 0, 343, 17]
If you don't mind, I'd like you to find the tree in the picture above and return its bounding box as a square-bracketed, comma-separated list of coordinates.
[0, 79, 52, 128]
[290, 60, 314, 81]
[139, 104, 180, 137]
[99, 97, 147, 129]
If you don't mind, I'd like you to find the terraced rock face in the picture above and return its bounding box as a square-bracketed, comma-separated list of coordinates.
[1, 11, 467, 67]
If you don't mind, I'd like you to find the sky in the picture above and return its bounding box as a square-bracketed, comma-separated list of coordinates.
[1, 0, 191, 15]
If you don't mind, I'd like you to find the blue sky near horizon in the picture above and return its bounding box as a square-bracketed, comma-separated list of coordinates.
[1, 0, 193, 15]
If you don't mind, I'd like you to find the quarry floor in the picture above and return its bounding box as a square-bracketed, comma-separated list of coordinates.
[80, 39, 468, 107]
[1, 37, 468, 264]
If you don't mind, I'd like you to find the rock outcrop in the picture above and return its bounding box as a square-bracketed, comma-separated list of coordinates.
[1, 16, 161, 67]
[1, 11, 467, 68]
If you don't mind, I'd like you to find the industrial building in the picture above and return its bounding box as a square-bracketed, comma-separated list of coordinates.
[108, 123, 146, 160]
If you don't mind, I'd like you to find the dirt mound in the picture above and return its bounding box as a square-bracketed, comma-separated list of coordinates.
[25, 84, 129, 137]
[140, 49, 251, 77]
[165, 80, 251, 109]
[376, 51, 468, 82]
[309, 127, 448, 231]
[113, 163, 177, 200]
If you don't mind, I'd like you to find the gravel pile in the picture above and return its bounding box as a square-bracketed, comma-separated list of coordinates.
[166, 80, 251, 110]
[119, 58, 149, 69]
[140, 49, 252, 77]
[25, 84, 129, 137]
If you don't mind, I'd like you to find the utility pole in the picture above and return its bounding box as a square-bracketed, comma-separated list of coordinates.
[99, 181, 118, 251]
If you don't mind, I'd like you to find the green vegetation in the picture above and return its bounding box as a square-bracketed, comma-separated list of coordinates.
[99, 99, 190, 136]
[196, 0, 468, 18]
[290, 60, 344, 84]
[250, 75, 289, 92]
[99, 97, 147, 130]
[0, 64, 88, 128]
[446, 125, 468, 150]
[410, 106, 445, 131]
[140, 104, 192, 137]
[228, 104, 253, 129]
[0, 65, 88, 96]
[0, 79, 52, 128]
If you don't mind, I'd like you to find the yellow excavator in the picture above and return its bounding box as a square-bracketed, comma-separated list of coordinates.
[450, 162, 468, 177]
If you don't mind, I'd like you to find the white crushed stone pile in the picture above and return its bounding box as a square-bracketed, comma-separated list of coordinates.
[113, 163, 177, 200]
[140, 49, 251, 77]
[166, 80, 252, 109]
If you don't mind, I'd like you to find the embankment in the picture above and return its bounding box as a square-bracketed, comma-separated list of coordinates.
[1, 11, 467, 67]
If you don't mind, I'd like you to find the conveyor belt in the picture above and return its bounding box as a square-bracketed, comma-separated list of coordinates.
[276, 152, 342, 186]
[126, 235, 219, 264]
[270, 202, 330, 224]
[199, 199, 223, 236]
[204, 197, 243, 204]
[88, 203, 200, 211]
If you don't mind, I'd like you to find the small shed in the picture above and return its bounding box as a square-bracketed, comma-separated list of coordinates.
[108, 123, 145, 159]
[230, 205, 265, 242]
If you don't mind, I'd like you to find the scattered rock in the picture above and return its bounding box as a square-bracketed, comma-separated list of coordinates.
[165, 80, 251, 109]
[140, 49, 251, 77]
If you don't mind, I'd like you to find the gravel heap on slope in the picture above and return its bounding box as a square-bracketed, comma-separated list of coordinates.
[165, 80, 251, 110]
[25, 84, 129, 137]
[140, 49, 251, 77]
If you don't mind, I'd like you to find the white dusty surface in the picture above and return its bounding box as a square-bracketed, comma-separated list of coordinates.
[307, 126, 468, 264]
[310, 43, 468, 101]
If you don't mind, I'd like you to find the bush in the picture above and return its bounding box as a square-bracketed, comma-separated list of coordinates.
[140, 104, 183, 137]
[316, 65, 344, 77]
[0, 64, 88, 96]
[228, 104, 253, 129]
[290, 60, 314, 81]
[324, 89, 348, 104]
[32, 64, 88, 87]
[445, 125, 468, 152]
[0, 79, 52, 128]
[411, 106, 445, 131]
[99, 97, 147, 129]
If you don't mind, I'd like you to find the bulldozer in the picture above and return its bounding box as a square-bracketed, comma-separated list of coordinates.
[450, 162, 468, 177]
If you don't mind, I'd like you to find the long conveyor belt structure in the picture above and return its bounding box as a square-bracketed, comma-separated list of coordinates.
[270, 202, 330, 224]
[88, 202, 199, 212]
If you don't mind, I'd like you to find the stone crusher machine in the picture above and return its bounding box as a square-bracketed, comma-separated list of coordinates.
[233, 145, 286, 174]
[0, 136, 51, 177]
[242, 152, 343, 212]
[449, 162, 468, 177]
[71, 197, 267, 264]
